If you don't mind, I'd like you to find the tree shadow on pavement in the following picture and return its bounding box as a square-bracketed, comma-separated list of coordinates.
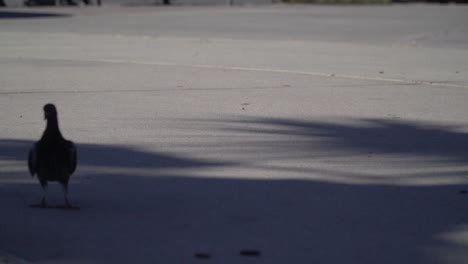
[188, 117, 468, 185]
[219, 117, 468, 162]
[0, 116, 468, 264]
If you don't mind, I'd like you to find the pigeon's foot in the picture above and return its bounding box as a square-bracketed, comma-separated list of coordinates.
[63, 198, 79, 210]
[59, 204, 80, 210]
[28, 204, 80, 210]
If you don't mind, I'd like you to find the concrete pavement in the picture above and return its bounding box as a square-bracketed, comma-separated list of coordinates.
[0, 250, 32, 264]
[1, 5, 468, 264]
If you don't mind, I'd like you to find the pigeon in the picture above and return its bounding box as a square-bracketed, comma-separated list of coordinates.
[28, 104, 77, 209]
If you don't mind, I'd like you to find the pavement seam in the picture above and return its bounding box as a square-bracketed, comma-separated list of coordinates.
[3, 56, 468, 89]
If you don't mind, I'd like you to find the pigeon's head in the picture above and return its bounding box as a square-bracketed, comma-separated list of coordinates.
[43, 104, 57, 120]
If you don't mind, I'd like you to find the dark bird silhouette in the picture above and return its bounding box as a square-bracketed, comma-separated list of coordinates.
[28, 104, 77, 209]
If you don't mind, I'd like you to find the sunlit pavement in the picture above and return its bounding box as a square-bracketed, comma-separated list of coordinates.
[1, 5, 468, 264]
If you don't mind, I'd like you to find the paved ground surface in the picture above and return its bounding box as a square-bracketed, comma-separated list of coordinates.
[1, 4, 468, 264]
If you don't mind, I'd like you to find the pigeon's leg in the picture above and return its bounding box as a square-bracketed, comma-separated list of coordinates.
[61, 182, 71, 208]
[29, 182, 48, 208]
[39, 183, 47, 208]
[58, 181, 79, 210]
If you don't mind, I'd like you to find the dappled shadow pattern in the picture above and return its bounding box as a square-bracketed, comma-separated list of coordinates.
[179, 117, 468, 185]
[0, 11, 71, 19]
[216, 117, 468, 163]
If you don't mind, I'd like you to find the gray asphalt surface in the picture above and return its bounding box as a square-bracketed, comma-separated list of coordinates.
[1, 5, 468, 264]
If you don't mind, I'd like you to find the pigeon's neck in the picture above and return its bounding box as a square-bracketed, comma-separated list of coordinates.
[43, 116, 63, 140]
